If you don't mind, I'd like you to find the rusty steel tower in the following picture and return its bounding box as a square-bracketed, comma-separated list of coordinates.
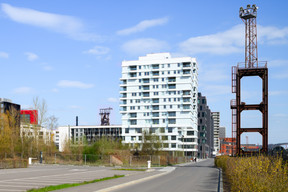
[99, 108, 113, 125]
[231, 4, 268, 155]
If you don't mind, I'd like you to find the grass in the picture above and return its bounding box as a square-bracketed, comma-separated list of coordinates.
[215, 155, 288, 192]
[26, 174, 124, 192]
[113, 168, 146, 171]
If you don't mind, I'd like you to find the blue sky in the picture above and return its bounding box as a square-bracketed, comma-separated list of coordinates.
[0, 1, 287, 144]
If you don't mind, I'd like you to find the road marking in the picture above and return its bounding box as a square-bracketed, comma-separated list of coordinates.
[95, 169, 176, 192]
[0, 169, 106, 183]
[0, 189, 24, 191]
[0, 168, 67, 175]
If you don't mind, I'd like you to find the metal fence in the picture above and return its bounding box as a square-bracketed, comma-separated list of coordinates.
[31, 153, 193, 167]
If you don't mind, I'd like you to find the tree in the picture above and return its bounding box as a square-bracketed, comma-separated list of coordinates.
[140, 131, 162, 156]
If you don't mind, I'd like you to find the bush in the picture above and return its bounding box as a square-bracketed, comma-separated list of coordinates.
[215, 155, 288, 192]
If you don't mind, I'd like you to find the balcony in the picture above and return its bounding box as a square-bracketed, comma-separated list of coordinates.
[183, 62, 191, 68]
[129, 72, 137, 78]
[152, 71, 159, 76]
[143, 92, 150, 97]
[143, 79, 150, 83]
[168, 84, 176, 89]
[152, 99, 159, 103]
[152, 64, 159, 70]
[120, 100, 127, 105]
[129, 66, 137, 71]
[152, 105, 159, 110]
[143, 86, 150, 90]
[168, 77, 176, 83]
[183, 69, 191, 75]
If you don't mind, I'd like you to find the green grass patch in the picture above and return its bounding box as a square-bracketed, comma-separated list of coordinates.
[113, 168, 146, 171]
[26, 174, 124, 192]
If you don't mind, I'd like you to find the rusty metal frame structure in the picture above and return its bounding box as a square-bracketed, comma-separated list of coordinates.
[231, 5, 268, 155]
[99, 108, 113, 126]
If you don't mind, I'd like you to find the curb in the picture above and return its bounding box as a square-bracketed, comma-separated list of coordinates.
[94, 167, 176, 192]
[218, 168, 223, 192]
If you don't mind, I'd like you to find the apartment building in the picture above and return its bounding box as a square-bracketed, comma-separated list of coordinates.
[197, 92, 214, 158]
[120, 53, 198, 156]
[212, 112, 220, 155]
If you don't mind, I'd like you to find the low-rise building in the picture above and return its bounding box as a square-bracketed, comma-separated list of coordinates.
[56, 125, 122, 151]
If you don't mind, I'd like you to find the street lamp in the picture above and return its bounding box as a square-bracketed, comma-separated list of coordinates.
[182, 135, 185, 160]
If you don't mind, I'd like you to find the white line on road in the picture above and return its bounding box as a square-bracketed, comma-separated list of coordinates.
[0, 169, 106, 183]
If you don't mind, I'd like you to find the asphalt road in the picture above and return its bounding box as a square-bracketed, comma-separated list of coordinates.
[0, 165, 148, 192]
[111, 158, 218, 192]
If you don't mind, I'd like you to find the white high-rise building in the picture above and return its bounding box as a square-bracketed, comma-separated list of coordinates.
[120, 53, 198, 156]
[212, 112, 220, 155]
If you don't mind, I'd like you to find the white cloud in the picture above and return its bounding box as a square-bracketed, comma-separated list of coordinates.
[117, 17, 168, 35]
[272, 71, 288, 79]
[179, 25, 243, 55]
[25, 52, 38, 61]
[107, 97, 118, 103]
[269, 91, 288, 96]
[258, 25, 288, 44]
[51, 88, 59, 92]
[1, 3, 100, 41]
[0, 52, 9, 58]
[179, 24, 288, 55]
[199, 69, 229, 82]
[269, 60, 288, 68]
[122, 38, 169, 55]
[57, 80, 94, 89]
[272, 113, 288, 118]
[13, 86, 34, 94]
[43, 65, 53, 71]
[83, 46, 110, 55]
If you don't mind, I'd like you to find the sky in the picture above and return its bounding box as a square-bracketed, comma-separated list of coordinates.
[0, 0, 288, 145]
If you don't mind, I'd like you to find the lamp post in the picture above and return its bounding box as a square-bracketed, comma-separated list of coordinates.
[182, 135, 185, 161]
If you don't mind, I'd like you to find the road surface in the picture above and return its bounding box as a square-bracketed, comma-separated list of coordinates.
[111, 158, 218, 192]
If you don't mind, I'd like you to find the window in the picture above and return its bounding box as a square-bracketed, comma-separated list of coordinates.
[139, 72, 141, 76]
[168, 127, 173, 133]
[168, 112, 176, 117]
[187, 131, 194, 136]
[154, 92, 159, 95]
[168, 119, 176, 124]
[162, 78, 165, 82]
[171, 143, 176, 148]
[130, 120, 137, 125]
[132, 93, 136, 96]
[170, 105, 173, 109]
[139, 79, 141, 83]
[174, 98, 176, 102]
[125, 128, 129, 133]
[168, 71, 170, 74]
[139, 136, 142, 141]
[152, 119, 159, 124]
[178, 63, 180, 67]
[162, 136, 168, 140]
[163, 105, 166, 109]
[139, 66, 141, 69]
[130, 113, 137, 118]
[163, 98, 166, 102]
[168, 64, 170, 67]
[168, 98, 171, 102]
[153, 78, 158, 82]
[163, 119, 165, 123]
[160, 128, 165, 133]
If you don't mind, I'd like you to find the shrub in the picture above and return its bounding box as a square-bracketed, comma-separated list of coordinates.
[215, 155, 288, 192]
